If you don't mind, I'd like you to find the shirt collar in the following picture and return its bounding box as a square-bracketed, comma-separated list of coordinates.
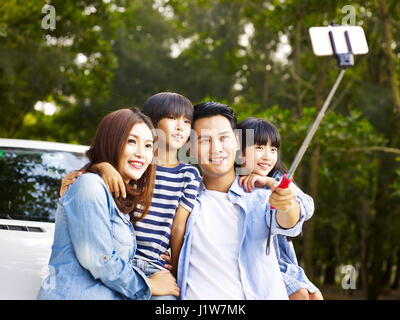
[198, 180, 206, 195]
[229, 176, 246, 196]
[198, 176, 246, 197]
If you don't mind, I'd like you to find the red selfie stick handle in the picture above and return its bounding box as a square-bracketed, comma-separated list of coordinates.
[270, 173, 293, 210]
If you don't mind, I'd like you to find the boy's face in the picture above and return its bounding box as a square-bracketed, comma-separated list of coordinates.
[192, 115, 239, 179]
[241, 141, 278, 176]
[157, 116, 191, 151]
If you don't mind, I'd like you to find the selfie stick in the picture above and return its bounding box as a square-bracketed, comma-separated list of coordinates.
[272, 23, 354, 201]
[266, 24, 364, 254]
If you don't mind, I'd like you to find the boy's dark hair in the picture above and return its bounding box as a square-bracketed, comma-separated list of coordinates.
[192, 101, 237, 130]
[143, 92, 193, 126]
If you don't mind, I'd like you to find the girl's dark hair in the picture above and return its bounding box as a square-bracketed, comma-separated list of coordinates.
[193, 101, 237, 130]
[86, 107, 156, 222]
[237, 117, 288, 177]
[143, 92, 193, 126]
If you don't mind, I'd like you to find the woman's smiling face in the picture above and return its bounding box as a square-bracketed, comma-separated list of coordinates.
[118, 122, 154, 183]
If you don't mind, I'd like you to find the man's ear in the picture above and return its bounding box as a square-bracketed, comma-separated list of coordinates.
[235, 151, 245, 166]
[188, 140, 196, 158]
[235, 134, 240, 152]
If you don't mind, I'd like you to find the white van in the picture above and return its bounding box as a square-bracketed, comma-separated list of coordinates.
[0, 139, 88, 299]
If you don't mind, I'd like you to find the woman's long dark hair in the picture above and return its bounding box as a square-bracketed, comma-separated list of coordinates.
[86, 107, 156, 222]
[237, 117, 288, 177]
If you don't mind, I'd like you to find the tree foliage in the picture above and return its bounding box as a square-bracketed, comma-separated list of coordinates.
[1, 0, 400, 298]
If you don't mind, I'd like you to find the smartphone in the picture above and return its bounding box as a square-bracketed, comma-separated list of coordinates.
[309, 25, 368, 56]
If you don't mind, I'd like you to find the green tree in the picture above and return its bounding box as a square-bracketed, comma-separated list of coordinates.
[0, 0, 117, 138]
[3, 0, 400, 299]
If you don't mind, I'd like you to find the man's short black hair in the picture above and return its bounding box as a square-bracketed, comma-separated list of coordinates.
[192, 101, 237, 130]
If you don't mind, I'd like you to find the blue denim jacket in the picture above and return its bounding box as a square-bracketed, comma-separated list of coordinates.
[37, 173, 151, 300]
[177, 176, 313, 300]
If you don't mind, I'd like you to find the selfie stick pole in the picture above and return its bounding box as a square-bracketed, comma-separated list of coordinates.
[266, 25, 357, 254]
[274, 24, 354, 194]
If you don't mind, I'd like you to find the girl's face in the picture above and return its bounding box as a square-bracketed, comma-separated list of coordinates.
[118, 122, 154, 183]
[241, 140, 278, 176]
[156, 115, 191, 151]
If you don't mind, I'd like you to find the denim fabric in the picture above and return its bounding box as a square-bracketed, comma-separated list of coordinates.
[274, 235, 318, 296]
[37, 173, 151, 300]
[132, 259, 177, 300]
[177, 176, 313, 300]
[271, 171, 317, 295]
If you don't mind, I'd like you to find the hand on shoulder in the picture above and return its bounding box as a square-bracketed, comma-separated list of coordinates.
[59, 170, 85, 197]
[238, 174, 279, 193]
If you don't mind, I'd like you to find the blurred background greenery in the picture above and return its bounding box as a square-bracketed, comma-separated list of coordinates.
[1, 0, 400, 299]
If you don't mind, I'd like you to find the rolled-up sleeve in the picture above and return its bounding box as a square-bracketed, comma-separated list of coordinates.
[269, 184, 313, 237]
[296, 186, 314, 221]
[61, 174, 151, 299]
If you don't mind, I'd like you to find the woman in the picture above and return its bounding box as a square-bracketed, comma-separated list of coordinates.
[37, 107, 179, 299]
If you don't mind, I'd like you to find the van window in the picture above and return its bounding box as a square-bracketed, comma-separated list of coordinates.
[0, 147, 88, 222]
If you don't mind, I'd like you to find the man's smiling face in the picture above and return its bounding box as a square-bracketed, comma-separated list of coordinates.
[192, 115, 239, 180]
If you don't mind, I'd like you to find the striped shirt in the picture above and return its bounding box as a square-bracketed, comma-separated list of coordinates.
[134, 163, 201, 269]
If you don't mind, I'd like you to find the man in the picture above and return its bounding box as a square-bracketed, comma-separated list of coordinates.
[177, 101, 312, 300]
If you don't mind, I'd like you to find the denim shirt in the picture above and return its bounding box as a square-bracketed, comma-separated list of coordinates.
[273, 234, 318, 295]
[177, 176, 312, 300]
[37, 173, 151, 300]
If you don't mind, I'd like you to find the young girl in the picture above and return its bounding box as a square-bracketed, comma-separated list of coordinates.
[60, 93, 201, 299]
[237, 117, 323, 300]
[38, 108, 179, 299]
